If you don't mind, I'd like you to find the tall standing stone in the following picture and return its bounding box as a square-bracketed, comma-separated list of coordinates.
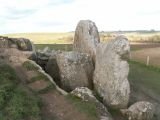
[94, 36, 130, 109]
[73, 20, 100, 63]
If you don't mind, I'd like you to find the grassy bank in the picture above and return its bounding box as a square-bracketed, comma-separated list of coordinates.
[0, 63, 42, 120]
[128, 60, 160, 94]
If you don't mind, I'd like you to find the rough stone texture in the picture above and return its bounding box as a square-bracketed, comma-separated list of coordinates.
[121, 101, 155, 120]
[71, 87, 113, 120]
[28, 60, 68, 95]
[45, 51, 61, 86]
[0, 36, 36, 61]
[16, 38, 33, 51]
[129, 81, 160, 120]
[0, 36, 34, 51]
[94, 36, 130, 109]
[56, 51, 94, 91]
[73, 20, 100, 62]
[36, 48, 57, 69]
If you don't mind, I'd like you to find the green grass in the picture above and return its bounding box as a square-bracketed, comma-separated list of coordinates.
[23, 61, 39, 71]
[128, 60, 160, 94]
[4, 86, 42, 120]
[0, 63, 42, 120]
[35, 44, 73, 51]
[0, 64, 19, 109]
[66, 94, 98, 120]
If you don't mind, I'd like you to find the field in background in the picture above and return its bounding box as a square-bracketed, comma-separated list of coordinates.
[131, 47, 160, 67]
[3, 32, 74, 44]
[3, 32, 160, 52]
[3, 32, 160, 67]
[101, 32, 160, 42]
[3, 32, 160, 44]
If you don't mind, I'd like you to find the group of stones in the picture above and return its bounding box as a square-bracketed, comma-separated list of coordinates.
[0, 20, 155, 120]
[36, 20, 155, 120]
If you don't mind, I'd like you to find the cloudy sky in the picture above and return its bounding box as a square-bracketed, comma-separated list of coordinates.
[0, 0, 160, 34]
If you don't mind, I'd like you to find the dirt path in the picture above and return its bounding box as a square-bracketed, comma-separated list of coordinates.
[40, 90, 89, 120]
[11, 61, 91, 120]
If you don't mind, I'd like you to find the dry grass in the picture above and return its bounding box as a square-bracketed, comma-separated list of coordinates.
[3, 32, 160, 45]
[3, 32, 74, 44]
[100, 32, 160, 42]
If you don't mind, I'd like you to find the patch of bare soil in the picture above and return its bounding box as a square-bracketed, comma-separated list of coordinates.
[11, 63, 29, 84]
[131, 47, 160, 67]
[28, 80, 50, 92]
[40, 90, 90, 120]
[26, 71, 39, 82]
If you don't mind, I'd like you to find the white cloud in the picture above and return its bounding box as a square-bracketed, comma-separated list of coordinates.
[0, 0, 160, 34]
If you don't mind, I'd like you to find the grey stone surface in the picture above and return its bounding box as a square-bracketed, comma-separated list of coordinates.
[56, 51, 94, 91]
[121, 101, 155, 120]
[71, 87, 113, 120]
[73, 20, 100, 63]
[94, 36, 130, 109]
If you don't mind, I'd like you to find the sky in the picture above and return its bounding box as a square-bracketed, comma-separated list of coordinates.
[0, 0, 160, 34]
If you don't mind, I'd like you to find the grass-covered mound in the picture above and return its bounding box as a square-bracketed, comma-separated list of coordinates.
[0, 63, 42, 120]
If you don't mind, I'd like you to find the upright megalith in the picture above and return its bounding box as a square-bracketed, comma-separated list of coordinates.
[56, 51, 94, 91]
[94, 36, 130, 109]
[73, 20, 100, 63]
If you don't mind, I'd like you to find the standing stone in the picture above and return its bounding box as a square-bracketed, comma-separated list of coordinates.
[56, 51, 94, 91]
[120, 101, 155, 120]
[73, 20, 100, 63]
[94, 36, 130, 109]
